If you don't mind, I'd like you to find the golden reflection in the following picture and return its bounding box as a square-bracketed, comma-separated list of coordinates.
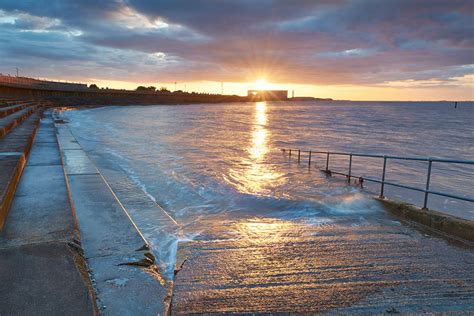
[228, 101, 285, 195]
[255, 102, 267, 125]
[235, 217, 299, 245]
[249, 129, 266, 158]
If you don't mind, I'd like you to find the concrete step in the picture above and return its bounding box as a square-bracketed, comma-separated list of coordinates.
[0, 111, 42, 154]
[0, 103, 30, 118]
[0, 100, 33, 108]
[0, 105, 39, 138]
[0, 154, 25, 230]
[0, 112, 96, 315]
[0, 110, 42, 229]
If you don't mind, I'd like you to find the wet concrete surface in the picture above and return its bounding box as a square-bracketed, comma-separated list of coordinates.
[0, 241, 94, 316]
[88, 252, 170, 315]
[27, 142, 62, 166]
[0, 114, 95, 315]
[172, 213, 474, 314]
[0, 165, 75, 248]
[57, 120, 171, 315]
[84, 152, 181, 280]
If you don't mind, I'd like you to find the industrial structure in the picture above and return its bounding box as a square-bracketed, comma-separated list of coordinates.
[247, 90, 288, 101]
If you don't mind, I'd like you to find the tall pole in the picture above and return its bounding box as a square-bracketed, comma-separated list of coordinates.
[174, 81, 177, 92]
[16, 67, 19, 77]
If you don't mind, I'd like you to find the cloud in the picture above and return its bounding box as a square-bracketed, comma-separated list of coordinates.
[0, 0, 472, 88]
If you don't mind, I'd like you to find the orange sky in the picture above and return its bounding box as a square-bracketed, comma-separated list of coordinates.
[87, 76, 473, 101]
[1, 1, 472, 101]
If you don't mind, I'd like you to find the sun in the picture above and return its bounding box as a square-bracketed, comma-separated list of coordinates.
[253, 79, 270, 90]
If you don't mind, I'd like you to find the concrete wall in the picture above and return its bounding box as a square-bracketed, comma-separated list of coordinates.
[377, 198, 474, 243]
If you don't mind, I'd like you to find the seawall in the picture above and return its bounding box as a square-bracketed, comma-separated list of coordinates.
[377, 197, 474, 244]
[0, 85, 250, 106]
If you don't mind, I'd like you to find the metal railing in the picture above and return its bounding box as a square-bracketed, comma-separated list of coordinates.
[282, 148, 474, 209]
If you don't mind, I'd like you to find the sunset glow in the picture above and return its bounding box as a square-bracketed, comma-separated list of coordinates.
[0, 2, 472, 100]
[253, 79, 270, 91]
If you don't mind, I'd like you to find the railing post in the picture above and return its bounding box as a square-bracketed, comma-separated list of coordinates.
[325, 152, 330, 173]
[347, 154, 352, 183]
[289, 149, 291, 158]
[380, 156, 387, 198]
[423, 159, 432, 209]
[298, 150, 301, 163]
[308, 151, 312, 167]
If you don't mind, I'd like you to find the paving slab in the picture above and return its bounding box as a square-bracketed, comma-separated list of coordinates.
[61, 149, 99, 175]
[56, 126, 83, 149]
[27, 142, 62, 166]
[0, 241, 95, 316]
[66, 173, 147, 258]
[56, 124, 75, 138]
[34, 119, 57, 143]
[34, 129, 58, 143]
[88, 253, 170, 315]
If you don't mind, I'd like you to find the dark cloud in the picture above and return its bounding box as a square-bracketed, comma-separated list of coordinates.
[0, 0, 472, 86]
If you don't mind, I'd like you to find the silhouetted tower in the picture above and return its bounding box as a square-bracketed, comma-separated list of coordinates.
[174, 81, 177, 91]
[292, 89, 294, 98]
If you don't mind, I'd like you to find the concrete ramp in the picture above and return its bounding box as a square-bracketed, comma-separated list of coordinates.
[171, 217, 474, 314]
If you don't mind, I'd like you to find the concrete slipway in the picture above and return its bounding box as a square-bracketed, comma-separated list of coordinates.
[1, 109, 474, 315]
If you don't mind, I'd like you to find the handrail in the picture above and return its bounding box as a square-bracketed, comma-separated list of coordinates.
[281, 148, 474, 208]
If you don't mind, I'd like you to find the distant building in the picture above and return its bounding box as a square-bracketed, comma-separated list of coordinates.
[248, 90, 288, 101]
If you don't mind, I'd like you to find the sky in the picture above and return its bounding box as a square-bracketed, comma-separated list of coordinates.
[0, 0, 473, 100]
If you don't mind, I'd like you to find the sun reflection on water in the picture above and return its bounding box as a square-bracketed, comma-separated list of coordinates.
[228, 102, 285, 195]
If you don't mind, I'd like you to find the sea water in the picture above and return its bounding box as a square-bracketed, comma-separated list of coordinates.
[63, 101, 474, 278]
